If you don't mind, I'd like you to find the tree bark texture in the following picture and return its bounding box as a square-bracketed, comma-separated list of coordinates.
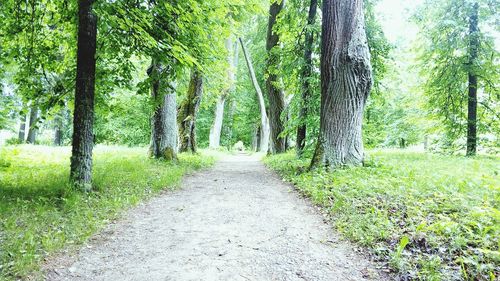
[149, 58, 178, 161]
[266, 0, 286, 154]
[311, 0, 372, 169]
[70, 0, 97, 191]
[240, 37, 270, 153]
[466, 2, 479, 156]
[178, 68, 203, 153]
[18, 113, 26, 142]
[26, 105, 38, 144]
[296, 0, 318, 155]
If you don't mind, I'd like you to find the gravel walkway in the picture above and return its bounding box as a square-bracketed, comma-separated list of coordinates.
[45, 153, 384, 281]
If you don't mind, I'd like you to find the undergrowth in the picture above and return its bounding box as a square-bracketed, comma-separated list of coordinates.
[264, 150, 499, 281]
[0, 145, 214, 280]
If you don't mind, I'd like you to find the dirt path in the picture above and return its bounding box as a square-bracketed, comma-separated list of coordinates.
[45, 153, 384, 281]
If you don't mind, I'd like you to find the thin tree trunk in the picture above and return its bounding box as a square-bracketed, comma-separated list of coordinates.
[54, 116, 63, 146]
[70, 0, 97, 191]
[240, 37, 270, 153]
[149, 58, 178, 160]
[209, 96, 225, 149]
[266, 0, 286, 154]
[284, 95, 292, 150]
[223, 41, 239, 149]
[310, 0, 372, 169]
[254, 125, 262, 152]
[466, 2, 479, 156]
[54, 111, 64, 146]
[18, 113, 26, 142]
[224, 99, 236, 149]
[297, 0, 318, 155]
[178, 68, 203, 153]
[26, 105, 38, 144]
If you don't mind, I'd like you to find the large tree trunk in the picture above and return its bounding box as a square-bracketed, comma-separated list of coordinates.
[296, 0, 318, 155]
[26, 105, 38, 144]
[240, 37, 270, 153]
[178, 68, 203, 153]
[466, 2, 479, 156]
[265, 0, 286, 154]
[18, 113, 26, 142]
[310, 0, 372, 169]
[70, 0, 97, 191]
[149, 59, 178, 161]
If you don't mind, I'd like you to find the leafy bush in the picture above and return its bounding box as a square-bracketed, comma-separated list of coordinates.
[5, 137, 22, 145]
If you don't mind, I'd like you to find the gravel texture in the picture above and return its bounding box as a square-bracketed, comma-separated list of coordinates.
[44, 153, 385, 281]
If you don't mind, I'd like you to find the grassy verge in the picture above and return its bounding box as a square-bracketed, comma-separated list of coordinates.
[264, 150, 499, 280]
[0, 145, 214, 280]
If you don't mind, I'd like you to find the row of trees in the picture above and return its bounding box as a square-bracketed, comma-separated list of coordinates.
[0, 0, 261, 190]
[1, 0, 498, 188]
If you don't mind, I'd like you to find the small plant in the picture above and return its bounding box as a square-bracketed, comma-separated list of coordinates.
[390, 235, 410, 272]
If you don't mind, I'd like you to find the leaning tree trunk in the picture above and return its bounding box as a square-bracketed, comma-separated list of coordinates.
[18, 113, 26, 142]
[240, 37, 270, 153]
[310, 0, 372, 169]
[297, 0, 318, 155]
[265, 0, 286, 154]
[149, 58, 178, 161]
[26, 105, 38, 144]
[70, 0, 97, 191]
[178, 68, 203, 153]
[466, 2, 479, 156]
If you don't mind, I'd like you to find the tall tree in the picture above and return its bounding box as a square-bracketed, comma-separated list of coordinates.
[415, 0, 499, 154]
[466, 2, 479, 156]
[70, 0, 97, 191]
[209, 38, 238, 149]
[240, 37, 270, 153]
[149, 59, 178, 161]
[296, 0, 318, 155]
[265, 0, 286, 153]
[178, 68, 203, 153]
[311, 0, 372, 169]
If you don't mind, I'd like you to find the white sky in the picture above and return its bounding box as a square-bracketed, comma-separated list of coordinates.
[374, 0, 424, 44]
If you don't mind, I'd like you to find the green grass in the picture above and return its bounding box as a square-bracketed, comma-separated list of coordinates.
[0, 145, 214, 280]
[264, 150, 499, 281]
